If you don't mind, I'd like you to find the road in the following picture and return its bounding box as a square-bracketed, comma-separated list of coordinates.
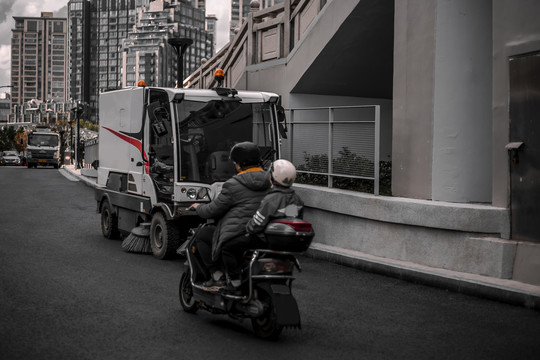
[1, 166, 539, 360]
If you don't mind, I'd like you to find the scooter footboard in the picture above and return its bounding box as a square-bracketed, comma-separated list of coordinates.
[257, 283, 301, 328]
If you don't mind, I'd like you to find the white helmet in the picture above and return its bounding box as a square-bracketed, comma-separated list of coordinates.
[271, 159, 296, 187]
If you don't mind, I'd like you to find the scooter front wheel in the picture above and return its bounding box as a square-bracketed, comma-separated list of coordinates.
[179, 271, 198, 313]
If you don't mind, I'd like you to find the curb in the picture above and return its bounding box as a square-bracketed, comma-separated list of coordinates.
[306, 244, 540, 310]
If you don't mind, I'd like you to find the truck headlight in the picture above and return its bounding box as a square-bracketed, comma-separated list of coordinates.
[186, 188, 197, 199]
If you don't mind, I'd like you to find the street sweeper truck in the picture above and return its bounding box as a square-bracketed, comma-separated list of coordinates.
[94, 72, 287, 259]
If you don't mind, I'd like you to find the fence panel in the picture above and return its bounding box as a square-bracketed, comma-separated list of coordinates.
[283, 105, 381, 195]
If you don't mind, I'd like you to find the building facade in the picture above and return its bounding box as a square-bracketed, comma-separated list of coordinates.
[0, 94, 10, 125]
[10, 13, 68, 120]
[68, 0, 212, 122]
[120, 0, 213, 88]
[190, 0, 540, 288]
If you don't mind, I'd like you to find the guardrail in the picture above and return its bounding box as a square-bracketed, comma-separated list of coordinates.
[83, 138, 98, 169]
[283, 105, 381, 195]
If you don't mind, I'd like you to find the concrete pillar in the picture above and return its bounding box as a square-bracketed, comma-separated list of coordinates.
[432, 0, 492, 202]
[393, 0, 492, 203]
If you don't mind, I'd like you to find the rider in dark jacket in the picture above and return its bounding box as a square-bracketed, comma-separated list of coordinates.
[189, 142, 271, 289]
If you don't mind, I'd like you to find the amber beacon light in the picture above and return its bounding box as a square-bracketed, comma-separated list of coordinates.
[214, 68, 225, 86]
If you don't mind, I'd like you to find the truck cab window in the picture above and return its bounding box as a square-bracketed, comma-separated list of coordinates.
[175, 100, 275, 184]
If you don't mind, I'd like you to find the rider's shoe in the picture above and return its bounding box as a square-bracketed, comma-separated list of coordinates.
[202, 278, 226, 290]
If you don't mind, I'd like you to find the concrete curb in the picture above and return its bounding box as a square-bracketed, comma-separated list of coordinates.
[306, 243, 540, 310]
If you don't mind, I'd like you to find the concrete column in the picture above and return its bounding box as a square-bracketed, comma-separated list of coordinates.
[393, 0, 492, 203]
[392, 0, 437, 200]
[432, 0, 492, 202]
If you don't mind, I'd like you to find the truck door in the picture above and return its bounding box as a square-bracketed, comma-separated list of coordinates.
[148, 90, 175, 203]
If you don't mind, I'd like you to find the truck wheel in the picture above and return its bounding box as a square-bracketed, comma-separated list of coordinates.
[150, 212, 180, 260]
[101, 200, 119, 239]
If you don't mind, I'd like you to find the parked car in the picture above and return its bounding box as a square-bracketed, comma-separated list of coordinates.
[0, 150, 22, 166]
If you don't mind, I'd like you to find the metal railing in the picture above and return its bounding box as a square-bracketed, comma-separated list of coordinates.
[184, 0, 328, 89]
[83, 138, 98, 169]
[283, 105, 381, 195]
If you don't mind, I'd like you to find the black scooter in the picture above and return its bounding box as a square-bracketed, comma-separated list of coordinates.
[177, 218, 314, 340]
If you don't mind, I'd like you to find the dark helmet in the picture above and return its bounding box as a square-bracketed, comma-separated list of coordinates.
[230, 141, 261, 168]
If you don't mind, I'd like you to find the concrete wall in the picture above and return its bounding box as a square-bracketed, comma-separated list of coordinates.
[295, 184, 513, 278]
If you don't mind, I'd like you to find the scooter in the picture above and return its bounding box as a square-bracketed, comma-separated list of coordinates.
[177, 218, 314, 340]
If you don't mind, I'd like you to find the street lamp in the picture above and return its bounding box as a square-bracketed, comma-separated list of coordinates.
[200, 58, 207, 89]
[167, 37, 193, 88]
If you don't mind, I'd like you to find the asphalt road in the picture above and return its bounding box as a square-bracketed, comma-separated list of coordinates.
[1, 166, 539, 360]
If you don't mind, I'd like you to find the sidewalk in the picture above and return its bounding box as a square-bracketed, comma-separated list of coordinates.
[59, 165, 540, 310]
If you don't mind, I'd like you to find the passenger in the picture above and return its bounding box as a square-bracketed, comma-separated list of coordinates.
[246, 159, 304, 241]
[188, 142, 271, 291]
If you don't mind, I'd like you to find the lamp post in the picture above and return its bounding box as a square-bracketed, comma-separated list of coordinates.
[75, 101, 83, 169]
[200, 58, 207, 89]
[167, 37, 193, 88]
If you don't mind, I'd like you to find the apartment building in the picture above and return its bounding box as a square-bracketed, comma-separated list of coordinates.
[68, 0, 212, 122]
[121, 0, 214, 88]
[10, 13, 68, 117]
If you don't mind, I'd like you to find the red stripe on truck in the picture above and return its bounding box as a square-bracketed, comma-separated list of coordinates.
[102, 126, 149, 174]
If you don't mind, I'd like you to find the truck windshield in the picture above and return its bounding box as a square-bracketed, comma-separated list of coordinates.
[175, 100, 276, 184]
[28, 134, 59, 147]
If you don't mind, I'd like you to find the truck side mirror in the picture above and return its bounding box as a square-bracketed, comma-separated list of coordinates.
[276, 105, 287, 139]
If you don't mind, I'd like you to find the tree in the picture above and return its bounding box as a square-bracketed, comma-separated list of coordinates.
[14, 128, 27, 153]
[0, 126, 17, 152]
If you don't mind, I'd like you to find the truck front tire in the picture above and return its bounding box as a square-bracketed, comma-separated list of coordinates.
[150, 212, 180, 260]
[101, 200, 120, 239]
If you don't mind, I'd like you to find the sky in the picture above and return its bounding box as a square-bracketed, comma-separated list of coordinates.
[0, 0, 230, 93]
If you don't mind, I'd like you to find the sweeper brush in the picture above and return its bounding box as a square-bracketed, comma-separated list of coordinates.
[122, 223, 152, 254]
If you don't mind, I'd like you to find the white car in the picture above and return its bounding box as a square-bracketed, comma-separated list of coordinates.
[0, 151, 21, 166]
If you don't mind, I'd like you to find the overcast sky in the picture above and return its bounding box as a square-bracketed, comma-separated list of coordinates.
[0, 0, 230, 92]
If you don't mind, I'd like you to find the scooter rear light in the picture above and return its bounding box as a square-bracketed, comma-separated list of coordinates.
[272, 219, 313, 232]
[257, 258, 294, 274]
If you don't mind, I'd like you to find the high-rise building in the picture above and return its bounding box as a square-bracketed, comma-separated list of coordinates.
[68, 0, 92, 110]
[10, 13, 68, 113]
[121, 0, 214, 88]
[205, 14, 217, 53]
[68, 0, 212, 122]
[0, 93, 10, 125]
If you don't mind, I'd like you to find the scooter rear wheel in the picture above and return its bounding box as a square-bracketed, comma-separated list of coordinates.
[179, 271, 198, 313]
[251, 290, 283, 340]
